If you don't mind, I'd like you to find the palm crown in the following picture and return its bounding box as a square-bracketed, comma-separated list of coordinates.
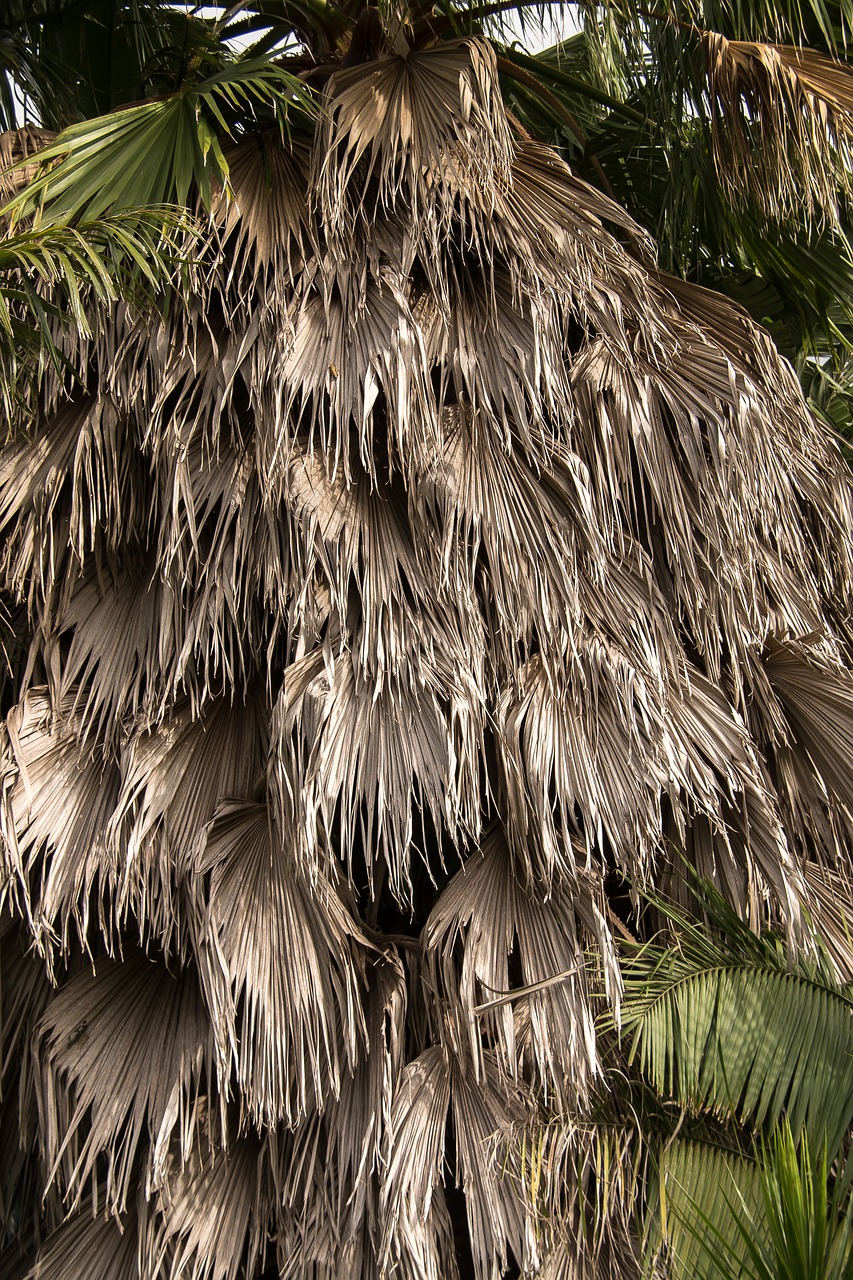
[2, 2, 853, 1278]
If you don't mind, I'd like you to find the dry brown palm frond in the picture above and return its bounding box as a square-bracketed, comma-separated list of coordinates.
[283, 449, 433, 676]
[498, 644, 801, 928]
[212, 133, 310, 278]
[423, 265, 575, 456]
[40, 555, 183, 742]
[153, 431, 293, 669]
[313, 40, 513, 281]
[378, 1044, 457, 1280]
[271, 949, 406, 1280]
[1, 690, 120, 960]
[109, 689, 268, 945]
[500, 142, 659, 351]
[42, 524, 271, 739]
[763, 634, 853, 812]
[136, 307, 256, 475]
[0, 127, 55, 198]
[669, 668, 803, 929]
[188, 801, 368, 1126]
[259, 263, 432, 484]
[139, 1106, 274, 1280]
[323, 948, 406, 1213]
[750, 635, 853, 868]
[536, 1237, 643, 1280]
[26, 1200, 138, 1280]
[0, 914, 52, 1105]
[705, 35, 853, 226]
[449, 1049, 534, 1280]
[271, 628, 483, 903]
[0, 396, 146, 612]
[1, 920, 53, 1245]
[424, 826, 617, 1105]
[408, 403, 603, 674]
[33, 949, 217, 1215]
[514, 1104, 647, 1280]
[497, 645, 684, 887]
[800, 861, 853, 980]
[569, 326, 853, 692]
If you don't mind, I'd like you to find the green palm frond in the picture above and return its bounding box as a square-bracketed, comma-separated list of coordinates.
[0, 206, 195, 421]
[648, 1137, 766, 1279]
[670, 1124, 853, 1280]
[620, 892, 853, 1153]
[4, 56, 313, 223]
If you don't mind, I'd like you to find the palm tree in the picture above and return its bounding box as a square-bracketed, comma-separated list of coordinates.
[2, 3, 853, 1277]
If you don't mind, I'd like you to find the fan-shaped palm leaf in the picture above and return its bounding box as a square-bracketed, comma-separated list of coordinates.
[27, 1202, 138, 1280]
[621, 900, 853, 1154]
[706, 36, 853, 226]
[6, 56, 313, 223]
[188, 800, 368, 1126]
[33, 949, 216, 1213]
[0, 690, 120, 958]
[425, 825, 617, 1102]
[139, 1114, 274, 1280]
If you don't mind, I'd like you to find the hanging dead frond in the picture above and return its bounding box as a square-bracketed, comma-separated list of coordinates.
[212, 133, 310, 277]
[27, 1201, 138, 1280]
[188, 801, 368, 1126]
[408, 403, 603, 674]
[800, 861, 853, 981]
[155, 432, 291, 624]
[271, 624, 484, 902]
[1, 690, 120, 959]
[449, 1049, 534, 1280]
[763, 634, 853, 812]
[261, 264, 432, 484]
[0, 913, 52, 1101]
[33, 949, 216, 1214]
[0, 396, 144, 612]
[313, 40, 514, 268]
[282, 449, 432, 674]
[513, 1104, 648, 1280]
[424, 826, 618, 1105]
[36, 552, 177, 740]
[705, 35, 853, 226]
[568, 324, 853, 694]
[0, 127, 56, 202]
[109, 689, 268, 944]
[379, 1044, 457, 1280]
[139, 1108, 274, 1280]
[272, 948, 406, 1279]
